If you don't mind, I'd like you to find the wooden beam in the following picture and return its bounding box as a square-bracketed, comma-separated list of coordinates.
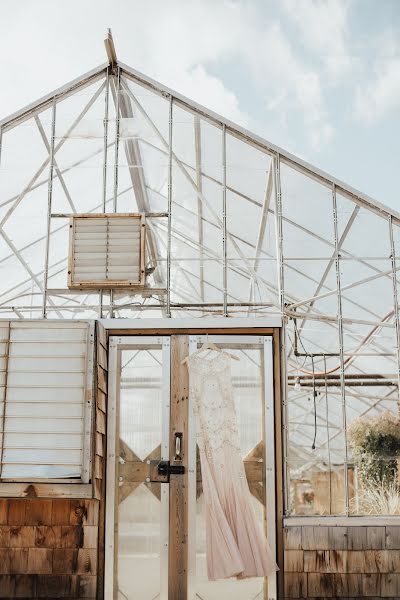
[169, 336, 188, 600]
[104, 29, 117, 68]
[274, 328, 285, 598]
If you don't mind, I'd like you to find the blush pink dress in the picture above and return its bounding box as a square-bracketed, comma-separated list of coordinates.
[187, 350, 278, 581]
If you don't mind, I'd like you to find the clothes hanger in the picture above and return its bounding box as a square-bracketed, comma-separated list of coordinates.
[181, 337, 240, 365]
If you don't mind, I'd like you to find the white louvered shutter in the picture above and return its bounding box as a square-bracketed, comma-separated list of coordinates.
[0, 321, 94, 481]
[69, 214, 145, 288]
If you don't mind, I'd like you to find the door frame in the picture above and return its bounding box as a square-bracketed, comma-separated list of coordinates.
[103, 324, 283, 600]
[105, 335, 172, 600]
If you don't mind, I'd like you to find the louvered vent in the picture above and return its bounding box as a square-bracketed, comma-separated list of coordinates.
[68, 214, 145, 288]
[0, 321, 94, 481]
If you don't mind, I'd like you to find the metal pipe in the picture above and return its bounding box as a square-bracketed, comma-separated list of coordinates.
[0, 126, 3, 172]
[102, 66, 111, 212]
[166, 95, 173, 318]
[273, 152, 290, 515]
[0, 301, 273, 311]
[100, 67, 111, 318]
[389, 215, 400, 411]
[112, 65, 121, 212]
[332, 183, 349, 514]
[194, 116, 205, 306]
[288, 373, 398, 380]
[248, 165, 273, 309]
[42, 98, 56, 318]
[222, 124, 228, 316]
[50, 211, 168, 218]
[323, 356, 333, 514]
[110, 66, 121, 318]
[289, 381, 397, 388]
[0, 322, 11, 478]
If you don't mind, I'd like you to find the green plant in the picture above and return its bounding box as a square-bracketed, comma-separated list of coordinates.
[348, 410, 400, 487]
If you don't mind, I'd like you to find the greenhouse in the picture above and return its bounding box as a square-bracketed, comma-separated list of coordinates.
[0, 32, 399, 599]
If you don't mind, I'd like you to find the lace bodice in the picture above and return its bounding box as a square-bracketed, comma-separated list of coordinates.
[187, 352, 241, 457]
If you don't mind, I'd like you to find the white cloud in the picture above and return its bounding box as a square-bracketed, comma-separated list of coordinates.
[280, 0, 353, 79]
[354, 33, 400, 123]
[0, 0, 334, 150]
[118, 1, 334, 149]
[233, 20, 334, 149]
[168, 64, 249, 127]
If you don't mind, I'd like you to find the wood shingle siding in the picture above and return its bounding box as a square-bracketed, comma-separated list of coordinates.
[0, 498, 98, 598]
[284, 525, 400, 599]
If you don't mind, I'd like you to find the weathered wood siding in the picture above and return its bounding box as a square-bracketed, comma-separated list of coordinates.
[284, 525, 400, 599]
[0, 498, 98, 598]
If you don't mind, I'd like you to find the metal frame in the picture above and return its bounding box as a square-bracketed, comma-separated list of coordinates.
[42, 98, 56, 318]
[100, 316, 282, 330]
[105, 335, 171, 600]
[222, 124, 228, 316]
[0, 64, 108, 132]
[1, 58, 399, 227]
[332, 183, 349, 514]
[119, 61, 400, 224]
[166, 95, 173, 317]
[0, 42, 399, 523]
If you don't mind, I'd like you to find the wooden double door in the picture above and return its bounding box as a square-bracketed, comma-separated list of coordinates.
[105, 334, 278, 600]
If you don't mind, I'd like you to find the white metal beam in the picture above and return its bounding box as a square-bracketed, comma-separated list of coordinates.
[0, 81, 106, 229]
[120, 62, 400, 225]
[0, 65, 107, 132]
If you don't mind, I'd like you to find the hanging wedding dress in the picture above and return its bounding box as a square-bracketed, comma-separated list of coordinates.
[187, 350, 279, 581]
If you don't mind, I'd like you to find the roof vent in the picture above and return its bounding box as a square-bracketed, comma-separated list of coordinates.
[68, 214, 145, 288]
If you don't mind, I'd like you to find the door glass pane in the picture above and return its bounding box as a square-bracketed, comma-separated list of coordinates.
[189, 338, 273, 600]
[117, 342, 169, 600]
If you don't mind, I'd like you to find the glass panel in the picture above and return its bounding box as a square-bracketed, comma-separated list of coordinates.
[189, 337, 272, 600]
[116, 342, 168, 599]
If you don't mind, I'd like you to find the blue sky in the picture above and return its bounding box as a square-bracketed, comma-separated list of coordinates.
[1, 0, 399, 210]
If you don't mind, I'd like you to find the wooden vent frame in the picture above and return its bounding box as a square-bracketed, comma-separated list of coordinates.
[68, 213, 146, 289]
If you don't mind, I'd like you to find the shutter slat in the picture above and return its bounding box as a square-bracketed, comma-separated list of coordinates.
[2, 465, 81, 478]
[70, 214, 144, 286]
[1, 322, 91, 481]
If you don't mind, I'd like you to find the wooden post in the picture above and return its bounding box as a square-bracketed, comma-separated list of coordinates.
[169, 336, 189, 600]
[274, 328, 284, 598]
